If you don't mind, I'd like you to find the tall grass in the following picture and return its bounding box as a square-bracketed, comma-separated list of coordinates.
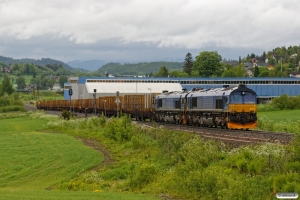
[39, 113, 300, 199]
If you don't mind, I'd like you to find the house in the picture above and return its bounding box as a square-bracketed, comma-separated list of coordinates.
[290, 71, 300, 78]
[268, 65, 275, 70]
[4, 67, 10, 72]
[290, 53, 297, 59]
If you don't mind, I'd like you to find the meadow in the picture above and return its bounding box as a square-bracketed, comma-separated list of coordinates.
[257, 105, 300, 133]
[0, 113, 159, 200]
[258, 109, 300, 123]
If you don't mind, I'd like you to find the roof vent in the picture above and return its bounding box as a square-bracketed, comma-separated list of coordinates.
[192, 88, 203, 91]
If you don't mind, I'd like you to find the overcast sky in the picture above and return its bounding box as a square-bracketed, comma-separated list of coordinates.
[0, 0, 299, 65]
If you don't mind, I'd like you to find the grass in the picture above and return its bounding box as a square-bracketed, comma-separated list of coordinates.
[258, 109, 300, 123]
[0, 116, 159, 200]
[0, 190, 158, 200]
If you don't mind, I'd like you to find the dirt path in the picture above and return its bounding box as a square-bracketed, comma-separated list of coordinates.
[76, 138, 114, 170]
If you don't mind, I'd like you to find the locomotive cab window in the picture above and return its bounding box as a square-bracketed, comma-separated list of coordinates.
[158, 99, 162, 107]
[230, 92, 257, 104]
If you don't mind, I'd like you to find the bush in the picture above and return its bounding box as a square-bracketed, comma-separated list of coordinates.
[271, 94, 300, 110]
[0, 97, 10, 107]
[61, 110, 71, 120]
[0, 105, 26, 113]
[128, 163, 158, 189]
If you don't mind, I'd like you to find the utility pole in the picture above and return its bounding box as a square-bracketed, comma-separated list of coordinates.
[93, 89, 97, 115]
[69, 88, 73, 113]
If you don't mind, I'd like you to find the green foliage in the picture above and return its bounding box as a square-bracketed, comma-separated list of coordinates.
[128, 163, 158, 189]
[222, 64, 248, 77]
[0, 55, 74, 72]
[193, 51, 222, 77]
[59, 75, 68, 88]
[254, 65, 259, 77]
[153, 66, 168, 77]
[97, 62, 183, 77]
[0, 105, 26, 113]
[271, 94, 300, 110]
[168, 70, 189, 77]
[183, 52, 193, 76]
[21, 112, 300, 199]
[62, 110, 71, 120]
[0, 97, 10, 106]
[16, 76, 26, 89]
[0, 75, 14, 96]
[104, 115, 133, 142]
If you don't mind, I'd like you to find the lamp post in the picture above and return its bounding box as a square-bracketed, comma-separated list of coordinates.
[103, 100, 106, 117]
[93, 89, 97, 115]
[148, 88, 152, 109]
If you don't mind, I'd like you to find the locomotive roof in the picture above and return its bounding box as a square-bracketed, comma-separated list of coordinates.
[157, 84, 256, 98]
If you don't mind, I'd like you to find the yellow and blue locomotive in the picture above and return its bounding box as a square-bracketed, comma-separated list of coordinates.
[154, 84, 257, 129]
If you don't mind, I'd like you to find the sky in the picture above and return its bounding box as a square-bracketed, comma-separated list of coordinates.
[0, 0, 299, 66]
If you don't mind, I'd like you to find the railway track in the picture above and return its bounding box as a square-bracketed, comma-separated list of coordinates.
[24, 103, 294, 147]
[135, 121, 294, 147]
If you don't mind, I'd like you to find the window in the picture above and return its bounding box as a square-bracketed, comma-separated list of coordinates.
[175, 100, 180, 109]
[158, 99, 162, 107]
[192, 97, 197, 107]
[216, 99, 222, 109]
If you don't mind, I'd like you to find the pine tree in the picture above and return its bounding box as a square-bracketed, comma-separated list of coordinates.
[254, 65, 259, 77]
[1, 75, 14, 96]
[183, 52, 193, 76]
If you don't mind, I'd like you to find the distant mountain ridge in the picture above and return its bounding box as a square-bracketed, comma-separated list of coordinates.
[97, 62, 184, 76]
[0, 55, 76, 71]
[67, 60, 107, 71]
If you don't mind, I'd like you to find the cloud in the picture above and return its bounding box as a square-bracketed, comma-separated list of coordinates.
[0, 0, 299, 62]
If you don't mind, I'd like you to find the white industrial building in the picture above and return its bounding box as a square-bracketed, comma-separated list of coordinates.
[64, 77, 183, 100]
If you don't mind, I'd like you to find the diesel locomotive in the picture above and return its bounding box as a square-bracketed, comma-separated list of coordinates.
[155, 84, 257, 129]
[36, 84, 257, 129]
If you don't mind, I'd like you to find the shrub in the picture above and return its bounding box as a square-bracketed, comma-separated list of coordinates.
[61, 110, 71, 120]
[128, 163, 158, 189]
[0, 97, 10, 107]
[0, 105, 26, 113]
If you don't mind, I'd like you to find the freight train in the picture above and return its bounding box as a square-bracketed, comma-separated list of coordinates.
[36, 84, 257, 129]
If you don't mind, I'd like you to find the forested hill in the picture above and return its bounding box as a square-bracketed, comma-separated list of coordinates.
[97, 62, 183, 76]
[0, 55, 75, 71]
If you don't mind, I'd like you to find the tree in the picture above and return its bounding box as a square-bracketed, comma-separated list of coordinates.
[193, 51, 222, 77]
[154, 66, 169, 77]
[183, 52, 193, 76]
[0, 75, 14, 96]
[58, 76, 68, 88]
[268, 58, 276, 66]
[254, 66, 259, 77]
[221, 64, 247, 77]
[41, 77, 55, 89]
[16, 76, 26, 89]
[168, 70, 189, 78]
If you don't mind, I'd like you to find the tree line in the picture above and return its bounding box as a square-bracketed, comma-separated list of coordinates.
[155, 45, 300, 78]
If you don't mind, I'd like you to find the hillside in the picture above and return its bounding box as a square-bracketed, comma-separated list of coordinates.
[0, 55, 75, 71]
[97, 62, 183, 76]
[67, 60, 107, 71]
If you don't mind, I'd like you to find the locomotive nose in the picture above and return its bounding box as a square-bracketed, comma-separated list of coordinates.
[240, 113, 247, 124]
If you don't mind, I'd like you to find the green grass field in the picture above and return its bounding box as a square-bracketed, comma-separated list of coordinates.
[258, 109, 300, 123]
[0, 117, 159, 200]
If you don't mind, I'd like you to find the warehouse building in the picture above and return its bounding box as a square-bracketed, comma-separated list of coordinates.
[64, 77, 183, 100]
[64, 77, 300, 103]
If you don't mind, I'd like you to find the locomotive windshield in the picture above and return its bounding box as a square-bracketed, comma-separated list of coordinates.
[230, 92, 256, 104]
